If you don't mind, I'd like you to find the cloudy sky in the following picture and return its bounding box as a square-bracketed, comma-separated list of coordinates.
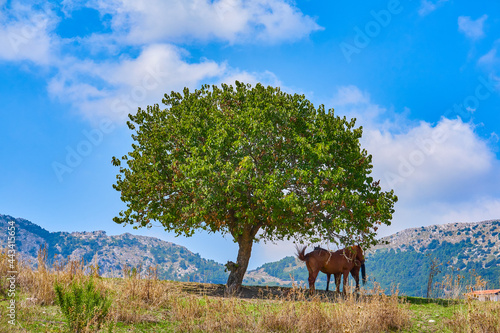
[2, 0, 500, 269]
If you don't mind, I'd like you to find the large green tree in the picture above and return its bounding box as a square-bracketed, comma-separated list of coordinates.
[112, 82, 397, 293]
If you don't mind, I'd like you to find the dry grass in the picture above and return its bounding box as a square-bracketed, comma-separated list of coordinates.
[9, 246, 500, 333]
[154, 283, 412, 333]
[0, 248, 12, 298]
[16, 245, 97, 306]
[446, 295, 500, 333]
[104, 265, 175, 324]
[434, 267, 490, 301]
[4, 246, 413, 332]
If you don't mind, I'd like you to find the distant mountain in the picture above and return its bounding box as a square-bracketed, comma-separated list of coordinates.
[0, 214, 228, 284]
[241, 220, 500, 296]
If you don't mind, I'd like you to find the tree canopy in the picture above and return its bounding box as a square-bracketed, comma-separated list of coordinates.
[112, 82, 397, 292]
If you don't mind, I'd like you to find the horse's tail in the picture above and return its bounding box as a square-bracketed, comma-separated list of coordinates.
[296, 245, 308, 262]
[361, 263, 366, 285]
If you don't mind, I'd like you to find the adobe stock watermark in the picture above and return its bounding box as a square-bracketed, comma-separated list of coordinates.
[5, 218, 18, 326]
[51, 119, 116, 182]
[383, 74, 497, 187]
[52, 62, 173, 182]
[339, 0, 407, 63]
[7, 6, 52, 54]
[110, 62, 172, 120]
[384, 126, 448, 188]
[443, 74, 498, 121]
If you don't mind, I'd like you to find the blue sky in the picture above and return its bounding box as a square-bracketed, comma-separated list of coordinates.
[1, 0, 500, 269]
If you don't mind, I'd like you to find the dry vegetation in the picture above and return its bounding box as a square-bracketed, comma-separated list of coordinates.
[445, 296, 500, 333]
[1, 248, 500, 332]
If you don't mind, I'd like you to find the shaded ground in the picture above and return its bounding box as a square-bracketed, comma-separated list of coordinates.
[180, 281, 341, 301]
[179, 282, 463, 306]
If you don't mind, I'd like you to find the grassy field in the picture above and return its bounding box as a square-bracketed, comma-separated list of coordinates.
[1, 249, 500, 332]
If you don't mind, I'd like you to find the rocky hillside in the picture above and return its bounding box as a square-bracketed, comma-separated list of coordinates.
[0, 214, 228, 284]
[371, 220, 500, 260]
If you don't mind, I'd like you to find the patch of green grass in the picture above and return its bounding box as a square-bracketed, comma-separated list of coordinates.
[0, 298, 66, 332]
[404, 301, 459, 333]
[112, 321, 177, 332]
[404, 296, 461, 306]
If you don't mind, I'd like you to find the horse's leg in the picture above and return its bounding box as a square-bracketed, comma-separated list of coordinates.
[326, 273, 331, 291]
[308, 270, 319, 294]
[342, 270, 349, 294]
[334, 273, 341, 293]
[351, 264, 361, 291]
[353, 269, 360, 291]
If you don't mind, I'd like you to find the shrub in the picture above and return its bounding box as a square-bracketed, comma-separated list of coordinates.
[54, 279, 112, 332]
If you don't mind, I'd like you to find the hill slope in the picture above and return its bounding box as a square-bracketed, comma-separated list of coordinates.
[0, 214, 228, 284]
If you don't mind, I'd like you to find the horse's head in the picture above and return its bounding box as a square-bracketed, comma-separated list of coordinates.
[353, 245, 365, 264]
[353, 245, 367, 285]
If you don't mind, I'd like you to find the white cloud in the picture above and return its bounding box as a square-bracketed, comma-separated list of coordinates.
[331, 85, 369, 106]
[220, 69, 282, 87]
[377, 197, 500, 238]
[331, 85, 500, 237]
[87, 0, 322, 45]
[0, 3, 58, 64]
[458, 14, 488, 40]
[46, 41, 293, 122]
[477, 42, 500, 101]
[478, 41, 500, 70]
[478, 48, 497, 66]
[48, 44, 225, 121]
[331, 86, 415, 134]
[0, 0, 320, 122]
[366, 118, 496, 200]
[418, 0, 449, 16]
[436, 198, 500, 225]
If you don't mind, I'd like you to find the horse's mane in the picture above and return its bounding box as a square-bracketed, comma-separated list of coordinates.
[314, 245, 362, 257]
[313, 246, 330, 253]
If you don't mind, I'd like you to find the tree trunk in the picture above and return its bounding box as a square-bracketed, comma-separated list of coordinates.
[225, 226, 259, 295]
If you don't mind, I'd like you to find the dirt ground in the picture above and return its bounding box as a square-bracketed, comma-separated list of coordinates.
[179, 282, 340, 301]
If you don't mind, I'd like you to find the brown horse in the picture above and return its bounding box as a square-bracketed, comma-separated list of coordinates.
[296, 245, 366, 294]
[333, 258, 365, 292]
[313, 246, 366, 293]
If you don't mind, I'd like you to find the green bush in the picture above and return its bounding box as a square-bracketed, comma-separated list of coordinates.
[54, 279, 112, 332]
